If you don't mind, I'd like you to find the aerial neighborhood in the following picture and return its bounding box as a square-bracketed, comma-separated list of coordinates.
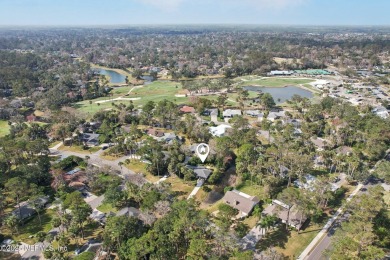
[0, 24, 389, 260]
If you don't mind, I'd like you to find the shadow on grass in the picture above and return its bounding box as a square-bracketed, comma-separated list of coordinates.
[256, 227, 289, 251]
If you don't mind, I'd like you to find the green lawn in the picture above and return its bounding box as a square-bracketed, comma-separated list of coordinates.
[257, 222, 323, 258]
[0, 120, 10, 136]
[165, 176, 195, 199]
[73, 77, 316, 113]
[236, 181, 266, 200]
[124, 160, 160, 183]
[58, 144, 101, 154]
[74, 81, 189, 113]
[97, 202, 117, 213]
[236, 77, 314, 88]
[130, 81, 188, 106]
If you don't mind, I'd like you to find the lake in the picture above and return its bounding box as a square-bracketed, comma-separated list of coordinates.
[243, 85, 313, 104]
[98, 69, 154, 85]
[98, 69, 126, 84]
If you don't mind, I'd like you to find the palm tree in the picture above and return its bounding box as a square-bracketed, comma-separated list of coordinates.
[257, 214, 278, 232]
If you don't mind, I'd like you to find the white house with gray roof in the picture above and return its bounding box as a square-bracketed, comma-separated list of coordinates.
[223, 109, 242, 118]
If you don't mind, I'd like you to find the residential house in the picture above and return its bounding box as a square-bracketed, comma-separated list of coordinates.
[204, 108, 218, 122]
[12, 197, 49, 221]
[245, 110, 262, 117]
[223, 190, 259, 218]
[267, 111, 286, 122]
[146, 128, 165, 138]
[262, 199, 307, 230]
[157, 132, 182, 144]
[209, 124, 232, 137]
[372, 106, 389, 119]
[310, 137, 329, 151]
[180, 106, 196, 114]
[187, 166, 212, 180]
[116, 207, 140, 218]
[81, 133, 100, 147]
[294, 174, 338, 192]
[223, 109, 242, 118]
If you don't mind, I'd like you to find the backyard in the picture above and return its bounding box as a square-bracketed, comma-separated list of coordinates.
[0, 120, 10, 137]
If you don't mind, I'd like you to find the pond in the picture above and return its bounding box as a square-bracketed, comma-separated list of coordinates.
[98, 69, 154, 85]
[97, 69, 126, 84]
[243, 85, 313, 104]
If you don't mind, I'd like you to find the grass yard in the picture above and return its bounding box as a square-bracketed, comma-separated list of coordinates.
[242, 215, 260, 229]
[257, 222, 323, 258]
[276, 223, 323, 258]
[165, 176, 195, 199]
[124, 160, 160, 182]
[236, 181, 266, 200]
[97, 202, 117, 213]
[58, 144, 101, 154]
[0, 120, 10, 136]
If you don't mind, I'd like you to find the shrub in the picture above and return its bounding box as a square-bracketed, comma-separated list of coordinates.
[224, 186, 233, 193]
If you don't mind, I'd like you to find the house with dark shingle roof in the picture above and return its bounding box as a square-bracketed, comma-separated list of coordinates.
[223, 190, 259, 218]
[262, 199, 307, 230]
[186, 165, 212, 180]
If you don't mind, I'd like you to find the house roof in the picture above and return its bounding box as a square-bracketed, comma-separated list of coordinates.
[82, 133, 100, 144]
[187, 166, 212, 179]
[245, 110, 262, 117]
[209, 124, 232, 137]
[262, 200, 307, 229]
[12, 197, 49, 220]
[223, 190, 259, 215]
[146, 128, 165, 137]
[180, 106, 196, 113]
[204, 108, 218, 116]
[310, 137, 328, 149]
[223, 109, 242, 117]
[116, 207, 140, 217]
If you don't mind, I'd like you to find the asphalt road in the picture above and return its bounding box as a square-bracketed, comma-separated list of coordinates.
[50, 145, 148, 185]
[305, 180, 389, 260]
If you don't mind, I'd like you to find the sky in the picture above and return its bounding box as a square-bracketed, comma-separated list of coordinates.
[0, 0, 389, 26]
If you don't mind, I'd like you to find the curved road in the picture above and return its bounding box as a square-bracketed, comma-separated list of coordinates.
[50, 143, 148, 185]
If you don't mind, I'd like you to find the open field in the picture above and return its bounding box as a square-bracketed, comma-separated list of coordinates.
[0, 120, 10, 136]
[235, 76, 314, 88]
[74, 77, 318, 113]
